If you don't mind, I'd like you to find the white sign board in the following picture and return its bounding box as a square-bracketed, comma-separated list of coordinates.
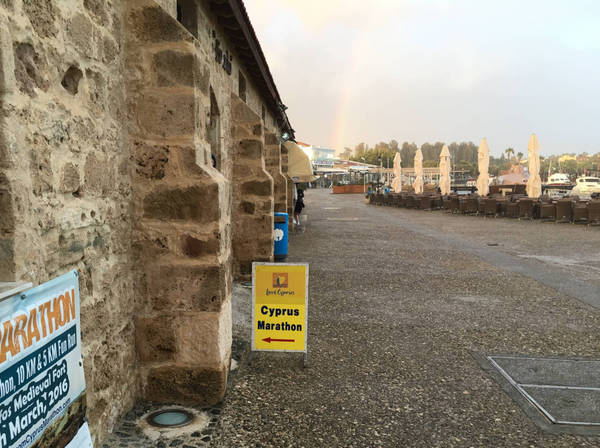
[0, 270, 90, 448]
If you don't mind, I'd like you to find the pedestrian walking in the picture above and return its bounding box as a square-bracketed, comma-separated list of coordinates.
[294, 188, 305, 225]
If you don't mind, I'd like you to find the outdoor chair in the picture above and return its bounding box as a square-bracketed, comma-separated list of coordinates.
[391, 193, 401, 207]
[432, 195, 443, 210]
[555, 199, 573, 223]
[572, 201, 589, 224]
[588, 201, 600, 225]
[506, 201, 519, 218]
[540, 202, 556, 222]
[405, 194, 418, 209]
[459, 196, 478, 214]
[476, 197, 486, 215]
[398, 193, 408, 207]
[420, 195, 434, 210]
[442, 196, 452, 211]
[383, 194, 393, 206]
[450, 196, 460, 213]
[518, 198, 534, 219]
[483, 197, 497, 216]
[496, 197, 508, 217]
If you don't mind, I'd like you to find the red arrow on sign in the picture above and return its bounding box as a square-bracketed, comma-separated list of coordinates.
[262, 337, 295, 343]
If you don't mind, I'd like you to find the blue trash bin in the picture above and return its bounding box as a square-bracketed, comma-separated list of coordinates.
[274, 212, 288, 260]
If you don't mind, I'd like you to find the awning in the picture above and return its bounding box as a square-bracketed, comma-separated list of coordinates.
[314, 167, 348, 174]
[284, 141, 318, 182]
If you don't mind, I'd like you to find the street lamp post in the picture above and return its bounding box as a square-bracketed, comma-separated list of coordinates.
[360, 157, 366, 193]
[378, 157, 382, 192]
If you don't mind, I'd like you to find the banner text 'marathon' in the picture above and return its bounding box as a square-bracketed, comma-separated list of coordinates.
[0, 290, 76, 367]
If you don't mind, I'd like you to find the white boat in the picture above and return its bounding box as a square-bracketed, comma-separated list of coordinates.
[571, 176, 600, 198]
[546, 173, 571, 186]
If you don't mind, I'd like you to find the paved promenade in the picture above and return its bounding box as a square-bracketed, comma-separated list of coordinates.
[214, 189, 600, 448]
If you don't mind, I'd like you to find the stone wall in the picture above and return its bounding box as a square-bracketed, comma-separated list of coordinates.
[265, 132, 288, 214]
[231, 95, 274, 279]
[0, 0, 288, 445]
[125, 0, 232, 405]
[0, 0, 137, 441]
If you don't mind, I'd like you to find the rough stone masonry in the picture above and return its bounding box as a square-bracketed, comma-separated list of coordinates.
[0, 0, 294, 445]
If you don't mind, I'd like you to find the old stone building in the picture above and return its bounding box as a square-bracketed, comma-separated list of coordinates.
[0, 0, 294, 444]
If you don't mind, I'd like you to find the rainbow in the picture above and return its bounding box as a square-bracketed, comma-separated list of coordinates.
[332, 6, 383, 152]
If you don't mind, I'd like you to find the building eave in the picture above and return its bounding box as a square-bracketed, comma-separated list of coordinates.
[209, 0, 294, 139]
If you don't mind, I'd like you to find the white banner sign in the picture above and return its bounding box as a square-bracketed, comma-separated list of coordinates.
[0, 270, 90, 448]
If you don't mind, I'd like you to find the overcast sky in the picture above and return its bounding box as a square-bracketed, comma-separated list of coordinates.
[244, 0, 600, 156]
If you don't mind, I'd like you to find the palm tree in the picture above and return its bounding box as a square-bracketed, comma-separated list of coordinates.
[505, 147, 515, 162]
[517, 151, 524, 164]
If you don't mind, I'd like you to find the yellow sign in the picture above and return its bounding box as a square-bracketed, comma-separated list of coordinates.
[252, 263, 308, 353]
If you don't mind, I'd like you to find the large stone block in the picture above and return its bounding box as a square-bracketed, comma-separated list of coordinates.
[175, 314, 221, 365]
[236, 140, 263, 160]
[232, 96, 261, 124]
[181, 234, 219, 258]
[241, 179, 272, 197]
[136, 92, 195, 138]
[153, 50, 196, 87]
[142, 263, 226, 313]
[0, 238, 14, 279]
[136, 316, 176, 362]
[265, 133, 279, 145]
[128, 3, 192, 43]
[132, 142, 169, 180]
[144, 364, 227, 405]
[30, 144, 53, 195]
[84, 153, 112, 196]
[59, 163, 80, 194]
[143, 184, 219, 222]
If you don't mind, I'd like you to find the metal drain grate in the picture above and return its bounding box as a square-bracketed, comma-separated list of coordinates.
[488, 356, 600, 426]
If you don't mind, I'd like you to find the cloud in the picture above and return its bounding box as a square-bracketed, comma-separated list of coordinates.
[244, 0, 600, 155]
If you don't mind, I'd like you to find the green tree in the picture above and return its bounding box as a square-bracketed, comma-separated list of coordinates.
[505, 148, 515, 162]
[341, 147, 353, 160]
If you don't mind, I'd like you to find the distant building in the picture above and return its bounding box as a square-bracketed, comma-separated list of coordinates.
[559, 155, 576, 163]
[313, 147, 336, 162]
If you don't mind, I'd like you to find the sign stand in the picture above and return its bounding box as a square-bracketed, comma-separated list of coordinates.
[251, 262, 309, 366]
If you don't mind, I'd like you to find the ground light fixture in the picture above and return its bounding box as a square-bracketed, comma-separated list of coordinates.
[146, 409, 195, 428]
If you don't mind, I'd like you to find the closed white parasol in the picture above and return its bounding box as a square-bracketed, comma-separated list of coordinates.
[476, 138, 490, 196]
[526, 134, 542, 198]
[439, 145, 451, 195]
[413, 148, 424, 194]
[392, 152, 402, 193]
